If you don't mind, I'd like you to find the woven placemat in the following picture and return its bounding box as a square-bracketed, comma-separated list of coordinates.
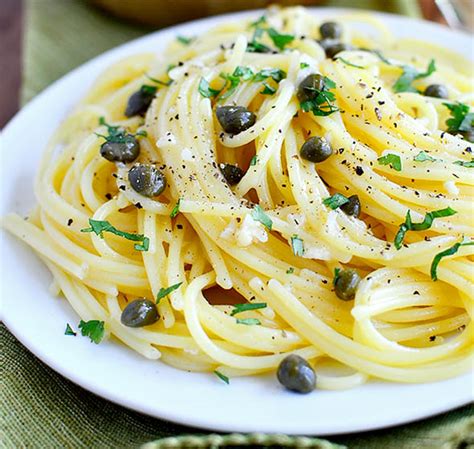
[2, 1, 472, 448]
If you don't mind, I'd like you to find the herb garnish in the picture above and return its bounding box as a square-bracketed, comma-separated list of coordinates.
[443, 102, 474, 134]
[247, 16, 294, 53]
[78, 320, 105, 344]
[251, 205, 273, 230]
[177, 35, 193, 45]
[394, 207, 457, 250]
[414, 151, 436, 162]
[236, 318, 261, 325]
[266, 27, 294, 50]
[145, 73, 173, 87]
[377, 153, 402, 171]
[333, 267, 341, 286]
[65, 323, 77, 336]
[323, 193, 350, 210]
[393, 59, 436, 93]
[96, 117, 143, 145]
[156, 282, 183, 303]
[231, 302, 267, 316]
[249, 155, 258, 166]
[300, 76, 338, 117]
[214, 370, 230, 384]
[170, 199, 181, 218]
[336, 57, 366, 69]
[198, 78, 222, 98]
[81, 219, 149, 251]
[291, 235, 304, 256]
[300, 62, 309, 69]
[453, 159, 474, 168]
[431, 238, 474, 280]
[261, 83, 276, 95]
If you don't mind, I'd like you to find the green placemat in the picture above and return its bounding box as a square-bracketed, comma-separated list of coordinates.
[3, 0, 472, 448]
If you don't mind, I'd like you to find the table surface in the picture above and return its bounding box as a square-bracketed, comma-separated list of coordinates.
[0, 0, 447, 128]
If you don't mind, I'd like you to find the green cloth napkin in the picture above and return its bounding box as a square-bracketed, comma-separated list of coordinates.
[3, 0, 472, 447]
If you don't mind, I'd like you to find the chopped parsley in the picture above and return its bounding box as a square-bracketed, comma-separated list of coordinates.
[453, 159, 474, 168]
[214, 370, 230, 384]
[236, 318, 261, 325]
[323, 193, 349, 210]
[291, 235, 304, 256]
[249, 155, 258, 166]
[144, 73, 173, 87]
[156, 282, 183, 303]
[247, 17, 294, 53]
[266, 27, 294, 50]
[261, 83, 276, 95]
[394, 207, 457, 250]
[254, 68, 286, 83]
[218, 72, 241, 100]
[96, 117, 142, 145]
[170, 199, 181, 218]
[336, 57, 365, 69]
[251, 205, 272, 230]
[300, 62, 310, 69]
[233, 65, 255, 80]
[177, 35, 193, 45]
[443, 102, 474, 134]
[78, 320, 105, 344]
[333, 268, 341, 286]
[377, 153, 402, 171]
[393, 59, 436, 93]
[64, 323, 76, 336]
[431, 238, 474, 280]
[81, 219, 149, 252]
[230, 302, 267, 316]
[198, 78, 222, 98]
[414, 151, 436, 162]
[300, 76, 338, 117]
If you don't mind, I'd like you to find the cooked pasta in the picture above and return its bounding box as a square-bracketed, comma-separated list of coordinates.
[4, 7, 473, 390]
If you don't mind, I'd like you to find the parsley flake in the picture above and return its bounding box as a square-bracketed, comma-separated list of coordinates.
[261, 82, 276, 95]
[198, 78, 222, 98]
[65, 323, 76, 336]
[236, 318, 261, 325]
[249, 155, 258, 166]
[156, 282, 183, 303]
[414, 151, 436, 162]
[453, 159, 474, 168]
[177, 35, 193, 45]
[230, 302, 267, 316]
[300, 62, 310, 69]
[394, 207, 457, 250]
[81, 219, 149, 252]
[336, 57, 366, 69]
[300, 76, 338, 117]
[78, 320, 105, 344]
[323, 193, 349, 210]
[266, 27, 294, 50]
[291, 235, 304, 256]
[170, 199, 181, 218]
[393, 59, 436, 93]
[333, 268, 341, 286]
[431, 238, 474, 280]
[251, 205, 272, 230]
[377, 153, 402, 171]
[443, 102, 474, 134]
[214, 370, 230, 384]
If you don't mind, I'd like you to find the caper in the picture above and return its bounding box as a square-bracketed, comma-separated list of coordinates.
[340, 195, 361, 218]
[277, 354, 316, 394]
[128, 164, 167, 197]
[334, 269, 361, 301]
[125, 86, 157, 117]
[100, 136, 140, 163]
[300, 136, 333, 163]
[319, 21, 342, 40]
[121, 299, 159, 328]
[325, 42, 354, 59]
[216, 105, 256, 135]
[460, 129, 474, 143]
[424, 84, 449, 99]
[297, 74, 326, 104]
[219, 163, 244, 185]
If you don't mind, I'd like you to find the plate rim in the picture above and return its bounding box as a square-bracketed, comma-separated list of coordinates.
[1, 6, 473, 436]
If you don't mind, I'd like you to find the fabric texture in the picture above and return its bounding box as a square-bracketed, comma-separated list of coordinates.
[2, 0, 472, 448]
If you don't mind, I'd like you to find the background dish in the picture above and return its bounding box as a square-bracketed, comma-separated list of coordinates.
[1, 8, 472, 435]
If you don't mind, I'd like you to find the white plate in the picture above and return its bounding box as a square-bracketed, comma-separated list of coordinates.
[1, 8, 472, 436]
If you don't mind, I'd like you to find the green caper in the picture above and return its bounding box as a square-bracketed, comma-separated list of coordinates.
[277, 354, 316, 394]
[300, 136, 333, 163]
[125, 86, 157, 117]
[219, 163, 244, 185]
[128, 164, 167, 197]
[424, 84, 449, 99]
[334, 269, 361, 301]
[319, 21, 342, 40]
[100, 136, 140, 163]
[121, 299, 159, 327]
[216, 106, 256, 135]
[460, 129, 474, 143]
[340, 195, 361, 218]
[297, 74, 326, 104]
[325, 42, 354, 59]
